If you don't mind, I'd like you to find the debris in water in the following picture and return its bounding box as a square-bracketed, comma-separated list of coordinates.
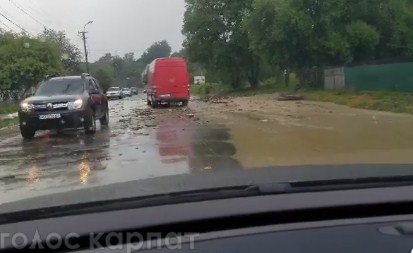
[260, 119, 269, 123]
[203, 166, 213, 171]
[277, 94, 304, 101]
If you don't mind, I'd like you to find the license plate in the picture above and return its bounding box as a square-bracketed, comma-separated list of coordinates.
[39, 114, 61, 120]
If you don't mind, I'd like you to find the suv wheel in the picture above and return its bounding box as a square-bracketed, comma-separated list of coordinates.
[20, 125, 36, 139]
[100, 108, 109, 126]
[85, 110, 96, 135]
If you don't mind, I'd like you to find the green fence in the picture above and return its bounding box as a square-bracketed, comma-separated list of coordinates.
[344, 62, 413, 92]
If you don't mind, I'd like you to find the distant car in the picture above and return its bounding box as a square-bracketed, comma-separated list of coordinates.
[18, 74, 109, 139]
[130, 87, 138, 95]
[122, 88, 132, 97]
[106, 87, 124, 99]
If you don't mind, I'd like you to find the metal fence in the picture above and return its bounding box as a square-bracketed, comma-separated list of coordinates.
[324, 62, 413, 92]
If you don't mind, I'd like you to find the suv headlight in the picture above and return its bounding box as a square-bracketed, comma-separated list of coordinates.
[68, 99, 83, 110]
[20, 102, 33, 112]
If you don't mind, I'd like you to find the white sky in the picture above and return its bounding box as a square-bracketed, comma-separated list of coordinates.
[0, 0, 186, 61]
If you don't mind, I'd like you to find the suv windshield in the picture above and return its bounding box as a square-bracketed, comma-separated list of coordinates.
[35, 79, 85, 96]
[108, 87, 120, 91]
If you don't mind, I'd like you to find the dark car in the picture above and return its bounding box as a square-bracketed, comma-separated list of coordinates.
[18, 74, 109, 139]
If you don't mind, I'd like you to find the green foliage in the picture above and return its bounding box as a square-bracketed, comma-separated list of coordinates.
[183, 0, 261, 88]
[39, 29, 82, 74]
[191, 83, 228, 96]
[171, 48, 187, 58]
[89, 41, 173, 88]
[94, 69, 113, 91]
[140, 40, 171, 65]
[242, 0, 413, 87]
[0, 33, 64, 90]
[305, 91, 413, 114]
[0, 118, 18, 129]
[0, 103, 18, 114]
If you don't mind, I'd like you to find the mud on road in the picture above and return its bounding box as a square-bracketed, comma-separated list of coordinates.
[2, 93, 413, 203]
[194, 94, 413, 167]
[0, 94, 240, 203]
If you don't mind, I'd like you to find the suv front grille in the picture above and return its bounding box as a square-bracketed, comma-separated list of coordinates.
[33, 102, 69, 112]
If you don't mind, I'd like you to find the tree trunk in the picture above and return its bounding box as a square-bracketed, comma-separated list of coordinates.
[284, 68, 290, 87]
[248, 55, 260, 88]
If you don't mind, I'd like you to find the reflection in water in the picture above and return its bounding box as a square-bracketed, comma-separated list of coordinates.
[3, 128, 111, 191]
[27, 165, 39, 187]
[79, 154, 91, 185]
[155, 113, 242, 172]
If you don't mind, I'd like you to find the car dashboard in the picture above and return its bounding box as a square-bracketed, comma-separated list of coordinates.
[2, 185, 413, 252]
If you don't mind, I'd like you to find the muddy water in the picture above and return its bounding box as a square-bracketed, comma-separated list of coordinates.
[2, 93, 413, 204]
[198, 96, 413, 167]
[0, 95, 241, 204]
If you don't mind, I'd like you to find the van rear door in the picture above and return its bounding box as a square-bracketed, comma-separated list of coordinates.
[155, 60, 189, 99]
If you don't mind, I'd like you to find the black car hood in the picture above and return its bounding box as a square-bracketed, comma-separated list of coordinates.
[1, 164, 413, 214]
[23, 95, 82, 103]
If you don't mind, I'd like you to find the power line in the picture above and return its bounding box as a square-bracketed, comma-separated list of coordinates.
[0, 11, 31, 35]
[9, 0, 48, 30]
[0, 19, 13, 31]
[21, 0, 48, 19]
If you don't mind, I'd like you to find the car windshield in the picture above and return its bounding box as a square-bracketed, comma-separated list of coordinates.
[2, 0, 413, 228]
[35, 79, 85, 96]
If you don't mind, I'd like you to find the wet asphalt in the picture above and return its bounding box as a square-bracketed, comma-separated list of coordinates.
[0, 94, 241, 204]
[3, 93, 413, 204]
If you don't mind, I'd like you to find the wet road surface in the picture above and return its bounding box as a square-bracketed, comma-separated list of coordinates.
[0, 94, 240, 203]
[2, 93, 413, 204]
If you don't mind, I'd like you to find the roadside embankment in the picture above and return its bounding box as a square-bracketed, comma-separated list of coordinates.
[192, 84, 413, 114]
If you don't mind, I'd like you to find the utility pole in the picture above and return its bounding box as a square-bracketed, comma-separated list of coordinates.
[79, 31, 89, 73]
[79, 21, 93, 73]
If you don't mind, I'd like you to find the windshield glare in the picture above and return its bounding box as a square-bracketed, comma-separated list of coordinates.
[35, 79, 85, 96]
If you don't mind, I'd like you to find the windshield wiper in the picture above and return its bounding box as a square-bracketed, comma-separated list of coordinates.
[2, 175, 413, 224]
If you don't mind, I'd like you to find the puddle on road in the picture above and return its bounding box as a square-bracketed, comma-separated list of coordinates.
[4, 94, 413, 204]
[224, 106, 413, 167]
[0, 96, 243, 203]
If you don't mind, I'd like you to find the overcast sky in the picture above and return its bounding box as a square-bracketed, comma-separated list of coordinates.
[0, 0, 186, 61]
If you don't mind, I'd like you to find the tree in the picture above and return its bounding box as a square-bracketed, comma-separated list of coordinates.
[182, 0, 261, 88]
[0, 34, 64, 90]
[245, 0, 413, 87]
[39, 29, 82, 74]
[140, 40, 171, 65]
[94, 68, 113, 91]
[171, 48, 187, 58]
[98, 53, 114, 62]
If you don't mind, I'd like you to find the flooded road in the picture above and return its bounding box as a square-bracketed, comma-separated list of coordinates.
[2, 93, 413, 203]
[0, 94, 240, 203]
